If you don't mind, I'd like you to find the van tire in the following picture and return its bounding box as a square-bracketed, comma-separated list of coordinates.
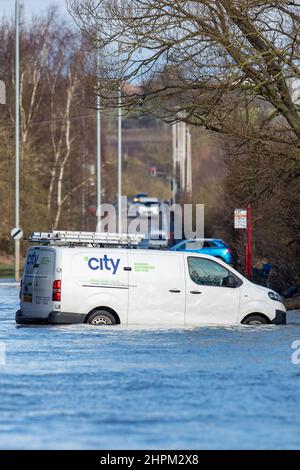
[242, 314, 269, 325]
[86, 310, 117, 326]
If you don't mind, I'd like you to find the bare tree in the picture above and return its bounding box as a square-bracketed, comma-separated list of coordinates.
[69, 0, 300, 143]
[19, 10, 55, 156]
[0, 9, 95, 243]
[45, 37, 90, 229]
[3, 8, 57, 159]
[52, 66, 78, 229]
[213, 126, 300, 290]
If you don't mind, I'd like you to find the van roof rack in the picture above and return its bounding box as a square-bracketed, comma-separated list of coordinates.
[25, 231, 145, 247]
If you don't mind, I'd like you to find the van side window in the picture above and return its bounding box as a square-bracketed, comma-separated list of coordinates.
[188, 257, 231, 287]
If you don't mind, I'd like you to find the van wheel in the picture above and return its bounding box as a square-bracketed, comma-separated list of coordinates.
[242, 314, 269, 325]
[87, 310, 116, 326]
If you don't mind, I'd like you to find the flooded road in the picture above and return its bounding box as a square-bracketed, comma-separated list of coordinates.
[1, 284, 300, 449]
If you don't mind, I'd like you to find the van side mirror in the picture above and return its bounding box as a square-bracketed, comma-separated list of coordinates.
[224, 274, 238, 288]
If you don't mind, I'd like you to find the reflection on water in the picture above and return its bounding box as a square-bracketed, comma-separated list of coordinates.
[0, 286, 300, 449]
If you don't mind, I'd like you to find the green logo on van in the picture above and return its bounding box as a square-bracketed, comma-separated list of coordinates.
[134, 262, 155, 272]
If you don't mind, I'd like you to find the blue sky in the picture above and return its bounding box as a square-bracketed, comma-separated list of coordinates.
[0, 0, 70, 22]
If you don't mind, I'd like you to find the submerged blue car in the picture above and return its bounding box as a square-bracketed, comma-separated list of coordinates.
[170, 238, 233, 264]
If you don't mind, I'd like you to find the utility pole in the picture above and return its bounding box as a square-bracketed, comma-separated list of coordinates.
[15, 0, 20, 282]
[172, 121, 192, 201]
[96, 91, 101, 231]
[186, 126, 192, 195]
[0, 80, 5, 105]
[95, 38, 102, 232]
[117, 87, 122, 234]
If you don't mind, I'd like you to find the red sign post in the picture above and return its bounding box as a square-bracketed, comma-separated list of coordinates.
[234, 206, 252, 280]
[245, 204, 252, 280]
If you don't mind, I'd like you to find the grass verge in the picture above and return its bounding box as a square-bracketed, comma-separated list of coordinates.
[0, 263, 14, 278]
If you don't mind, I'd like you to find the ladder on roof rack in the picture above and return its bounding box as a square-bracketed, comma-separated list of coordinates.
[25, 231, 145, 246]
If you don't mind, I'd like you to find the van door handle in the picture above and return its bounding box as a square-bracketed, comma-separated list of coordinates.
[190, 290, 202, 294]
[169, 288, 181, 293]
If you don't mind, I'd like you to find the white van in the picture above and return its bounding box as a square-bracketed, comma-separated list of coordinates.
[16, 232, 286, 326]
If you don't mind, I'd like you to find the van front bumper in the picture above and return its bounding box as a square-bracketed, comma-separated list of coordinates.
[272, 309, 286, 325]
[15, 310, 85, 325]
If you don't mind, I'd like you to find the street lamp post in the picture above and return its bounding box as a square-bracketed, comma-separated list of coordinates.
[117, 87, 122, 234]
[96, 91, 101, 232]
[95, 38, 102, 233]
[15, 0, 20, 282]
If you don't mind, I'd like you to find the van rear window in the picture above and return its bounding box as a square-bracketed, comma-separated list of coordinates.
[25, 249, 54, 276]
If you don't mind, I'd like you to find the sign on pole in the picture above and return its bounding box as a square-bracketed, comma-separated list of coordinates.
[234, 209, 247, 229]
[11, 227, 23, 240]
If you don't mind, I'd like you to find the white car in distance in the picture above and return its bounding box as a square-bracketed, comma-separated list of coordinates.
[129, 197, 160, 219]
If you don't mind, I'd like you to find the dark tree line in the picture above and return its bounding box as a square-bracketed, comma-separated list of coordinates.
[69, 0, 300, 289]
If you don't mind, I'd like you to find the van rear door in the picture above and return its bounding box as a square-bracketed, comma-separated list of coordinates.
[21, 247, 56, 319]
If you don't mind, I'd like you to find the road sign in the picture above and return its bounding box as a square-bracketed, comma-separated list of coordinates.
[149, 166, 157, 176]
[11, 227, 23, 240]
[234, 209, 247, 229]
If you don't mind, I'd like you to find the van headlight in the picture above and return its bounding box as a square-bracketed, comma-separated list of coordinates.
[268, 291, 282, 302]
